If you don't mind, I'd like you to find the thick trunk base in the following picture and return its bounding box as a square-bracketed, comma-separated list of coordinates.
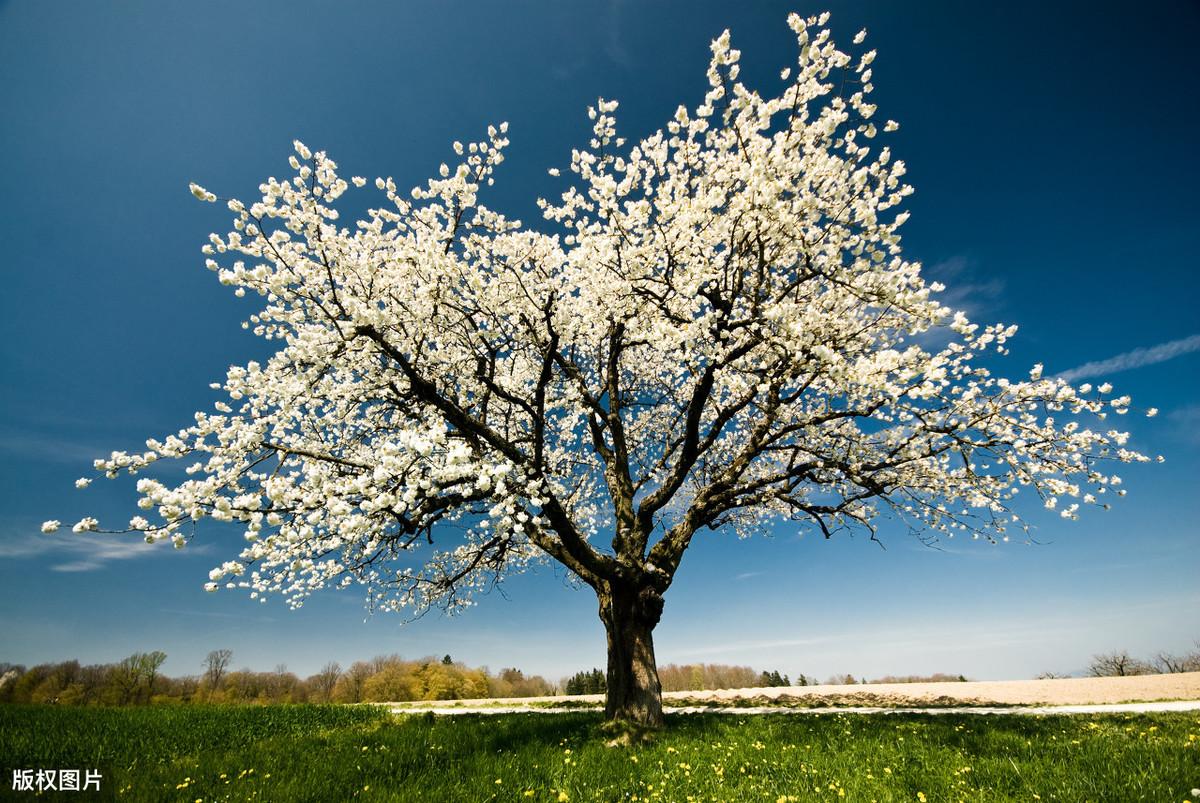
[600, 584, 664, 728]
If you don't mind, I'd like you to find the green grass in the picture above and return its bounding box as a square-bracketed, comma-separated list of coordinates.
[1, 705, 1198, 802]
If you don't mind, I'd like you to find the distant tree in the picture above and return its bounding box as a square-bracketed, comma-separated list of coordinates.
[140, 651, 167, 703]
[564, 668, 606, 696]
[332, 661, 374, 703]
[171, 674, 201, 703]
[269, 664, 302, 702]
[109, 654, 146, 705]
[1088, 651, 1151, 677]
[759, 670, 789, 688]
[362, 664, 417, 702]
[1152, 646, 1200, 674]
[203, 649, 232, 690]
[442, 654, 454, 665]
[308, 661, 342, 702]
[29, 661, 81, 704]
[487, 667, 551, 698]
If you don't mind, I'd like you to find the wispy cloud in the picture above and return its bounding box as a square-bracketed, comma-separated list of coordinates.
[910, 256, 1005, 350]
[1167, 404, 1200, 446]
[0, 431, 109, 464]
[925, 256, 1005, 317]
[0, 532, 205, 572]
[734, 571, 765, 582]
[157, 607, 276, 623]
[604, 0, 632, 68]
[1057, 334, 1200, 382]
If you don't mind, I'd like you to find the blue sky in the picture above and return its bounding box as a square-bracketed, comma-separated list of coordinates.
[1, 0, 1197, 683]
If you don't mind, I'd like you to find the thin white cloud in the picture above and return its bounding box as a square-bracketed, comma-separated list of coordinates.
[0, 532, 204, 572]
[1057, 334, 1200, 382]
[924, 256, 1005, 317]
[604, 0, 632, 68]
[909, 256, 1005, 350]
[1167, 404, 1200, 446]
[157, 607, 276, 623]
[0, 431, 109, 464]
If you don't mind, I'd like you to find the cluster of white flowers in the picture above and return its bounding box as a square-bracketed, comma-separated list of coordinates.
[45, 13, 1151, 614]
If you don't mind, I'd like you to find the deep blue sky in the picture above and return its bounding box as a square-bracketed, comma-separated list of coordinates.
[2, 0, 1197, 683]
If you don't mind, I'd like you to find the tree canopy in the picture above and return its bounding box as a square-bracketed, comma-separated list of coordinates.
[43, 11, 1153, 725]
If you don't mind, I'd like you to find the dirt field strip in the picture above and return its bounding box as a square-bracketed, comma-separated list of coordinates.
[387, 672, 1200, 716]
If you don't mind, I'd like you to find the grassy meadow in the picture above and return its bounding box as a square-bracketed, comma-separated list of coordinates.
[1, 704, 1197, 802]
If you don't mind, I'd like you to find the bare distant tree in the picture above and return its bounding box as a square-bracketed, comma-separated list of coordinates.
[203, 649, 233, 689]
[825, 674, 859, 686]
[332, 661, 374, 703]
[1152, 646, 1200, 674]
[1088, 650, 1151, 677]
[309, 662, 342, 702]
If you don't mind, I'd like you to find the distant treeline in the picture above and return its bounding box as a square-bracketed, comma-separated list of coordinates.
[0, 653, 808, 705]
[561, 664, 802, 695]
[1082, 643, 1200, 678]
[659, 664, 801, 692]
[0, 652, 554, 706]
[856, 673, 968, 685]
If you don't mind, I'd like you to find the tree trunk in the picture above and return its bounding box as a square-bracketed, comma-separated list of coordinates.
[598, 582, 665, 727]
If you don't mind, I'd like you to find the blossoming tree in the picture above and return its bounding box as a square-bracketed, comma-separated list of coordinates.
[45, 12, 1152, 727]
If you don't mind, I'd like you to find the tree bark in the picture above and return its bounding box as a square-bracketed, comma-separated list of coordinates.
[598, 582, 665, 727]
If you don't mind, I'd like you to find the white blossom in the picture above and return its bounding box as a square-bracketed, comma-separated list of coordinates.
[71, 517, 99, 534]
[189, 182, 216, 203]
[51, 11, 1149, 619]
